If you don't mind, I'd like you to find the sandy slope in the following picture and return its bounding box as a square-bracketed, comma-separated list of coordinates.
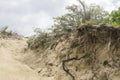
[0, 38, 40, 80]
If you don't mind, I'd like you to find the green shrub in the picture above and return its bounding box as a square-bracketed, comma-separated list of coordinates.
[0, 26, 8, 34]
[109, 7, 120, 26]
[27, 28, 48, 49]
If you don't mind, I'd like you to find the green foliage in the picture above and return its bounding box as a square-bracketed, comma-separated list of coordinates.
[27, 36, 35, 48]
[52, 0, 109, 32]
[27, 0, 109, 50]
[27, 28, 48, 49]
[0, 26, 10, 38]
[109, 7, 120, 26]
[0, 26, 8, 34]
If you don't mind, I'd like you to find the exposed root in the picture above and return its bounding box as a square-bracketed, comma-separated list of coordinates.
[62, 54, 88, 80]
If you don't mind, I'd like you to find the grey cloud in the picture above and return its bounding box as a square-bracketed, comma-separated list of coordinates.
[30, 0, 66, 16]
[0, 0, 67, 36]
[0, 0, 66, 16]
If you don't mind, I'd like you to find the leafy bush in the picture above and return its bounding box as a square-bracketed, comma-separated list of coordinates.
[27, 28, 48, 49]
[0, 26, 10, 38]
[109, 7, 120, 26]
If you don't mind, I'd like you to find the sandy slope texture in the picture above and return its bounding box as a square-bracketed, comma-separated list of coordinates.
[0, 38, 40, 80]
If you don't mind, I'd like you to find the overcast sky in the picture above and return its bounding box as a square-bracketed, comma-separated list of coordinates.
[0, 0, 120, 36]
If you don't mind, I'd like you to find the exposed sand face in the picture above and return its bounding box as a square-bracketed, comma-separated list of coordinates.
[1, 26, 120, 80]
[0, 38, 40, 80]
